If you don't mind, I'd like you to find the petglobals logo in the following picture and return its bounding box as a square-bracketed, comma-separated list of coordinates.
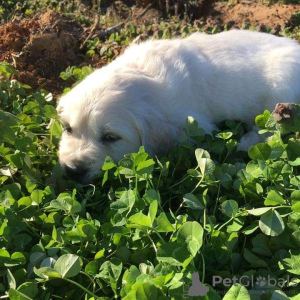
[212, 275, 299, 288]
[179, 272, 299, 298]
[180, 272, 209, 297]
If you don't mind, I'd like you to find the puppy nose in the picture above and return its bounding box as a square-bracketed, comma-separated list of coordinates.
[64, 164, 88, 182]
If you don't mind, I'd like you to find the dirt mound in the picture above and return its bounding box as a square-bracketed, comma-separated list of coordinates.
[213, 0, 300, 29]
[1, 1, 300, 97]
[0, 11, 83, 94]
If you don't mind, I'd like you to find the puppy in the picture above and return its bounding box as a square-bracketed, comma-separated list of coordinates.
[57, 30, 300, 183]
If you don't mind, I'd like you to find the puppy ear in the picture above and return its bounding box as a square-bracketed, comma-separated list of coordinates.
[132, 105, 179, 156]
[142, 121, 179, 156]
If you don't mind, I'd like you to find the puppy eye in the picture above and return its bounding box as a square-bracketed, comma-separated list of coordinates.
[65, 126, 72, 134]
[102, 134, 120, 142]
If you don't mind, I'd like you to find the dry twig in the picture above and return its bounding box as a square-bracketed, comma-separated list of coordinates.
[94, 21, 126, 40]
[80, 14, 100, 49]
[82, 2, 153, 45]
[138, 2, 154, 18]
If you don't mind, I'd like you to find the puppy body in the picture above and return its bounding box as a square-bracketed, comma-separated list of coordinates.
[57, 30, 300, 182]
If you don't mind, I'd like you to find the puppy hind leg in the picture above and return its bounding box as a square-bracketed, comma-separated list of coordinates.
[238, 126, 264, 151]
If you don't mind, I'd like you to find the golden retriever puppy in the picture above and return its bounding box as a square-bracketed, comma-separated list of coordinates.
[57, 30, 300, 182]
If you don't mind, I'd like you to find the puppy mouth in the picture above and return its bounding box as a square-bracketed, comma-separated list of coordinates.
[62, 163, 92, 184]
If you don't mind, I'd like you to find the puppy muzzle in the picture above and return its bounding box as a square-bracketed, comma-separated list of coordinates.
[62, 163, 89, 183]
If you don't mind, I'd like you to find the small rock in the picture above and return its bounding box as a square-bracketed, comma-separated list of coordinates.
[38, 77, 46, 84]
[27, 64, 34, 72]
[92, 54, 100, 63]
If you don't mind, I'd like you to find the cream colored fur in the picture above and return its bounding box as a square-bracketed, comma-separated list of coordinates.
[57, 30, 300, 182]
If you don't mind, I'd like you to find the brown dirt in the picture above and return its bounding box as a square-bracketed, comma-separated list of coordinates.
[1, 1, 300, 98]
[0, 11, 83, 95]
[212, 0, 300, 29]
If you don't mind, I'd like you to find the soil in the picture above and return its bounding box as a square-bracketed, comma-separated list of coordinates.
[213, 0, 300, 29]
[0, 10, 83, 95]
[1, 1, 300, 98]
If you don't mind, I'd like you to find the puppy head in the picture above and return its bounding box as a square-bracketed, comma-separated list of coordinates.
[57, 68, 177, 183]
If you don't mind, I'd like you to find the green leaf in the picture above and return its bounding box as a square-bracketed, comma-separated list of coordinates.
[242, 222, 259, 235]
[0, 249, 10, 266]
[227, 216, 245, 233]
[9, 289, 33, 300]
[291, 202, 300, 213]
[216, 132, 233, 140]
[85, 261, 99, 276]
[223, 284, 250, 300]
[186, 116, 199, 132]
[129, 212, 152, 227]
[34, 267, 61, 279]
[13, 234, 32, 249]
[135, 282, 158, 300]
[247, 207, 272, 216]
[282, 254, 300, 275]
[98, 259, 122, 295]
[287, 139, 300, 161]
[291, 190, 300, 202]
[99, 258, 123, 281]
[221, 200, 238, 217]
[136, 159, 155, 175]
[245, 161, 263, 178]
[49, 196, 81, 214]
[121, 265, 140, 296]
[264, 190, 285, 206]
[49, 119, 63, 136]
[5, 252, 26, 267]
[7, 269, 16, 289]
[270, 290, 289, 300]
[291, 190, 300, 213]
[259, 210, 285, 236]
[77, 222, 98, 240]
[195, 148, 210, 160]
[157, 242, 192, 266]
[198, 158, 215, 176]
[116, 246, 130, 261]
[111, 190, 135, 214]
[31, 189, 44, 205]
[148, 200, 158, 225]
[248, 143, 271, 161]
[143, 189, 160, 204]
[44, 105, 57, 118]
[17, 282, 38, 299]
[269, 142, 285, 160]
[255, 110, 271, 128]
[187, 169, 202, 178]
[183, 193, 205, 210]
[95, 249, 105, 259]
[0, 110, 20, 126]
[54, 254, 82, 278]
[102, 158, 116, 170]
[155, 213, 175, 232]
[243, 248, 268, 267]
[177, 221, 203, 255]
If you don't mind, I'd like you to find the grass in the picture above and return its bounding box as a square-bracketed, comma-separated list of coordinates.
[2, 0, 300, 299]
[2, 59, 300, 299]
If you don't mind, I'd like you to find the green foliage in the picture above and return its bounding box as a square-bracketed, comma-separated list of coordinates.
[0, 0, 96, 24]
[60, 65, 94, 88]
[3, 31, 300, 300]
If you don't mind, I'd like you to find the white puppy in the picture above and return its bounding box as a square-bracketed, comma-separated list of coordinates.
[57, 30, 300, 183]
